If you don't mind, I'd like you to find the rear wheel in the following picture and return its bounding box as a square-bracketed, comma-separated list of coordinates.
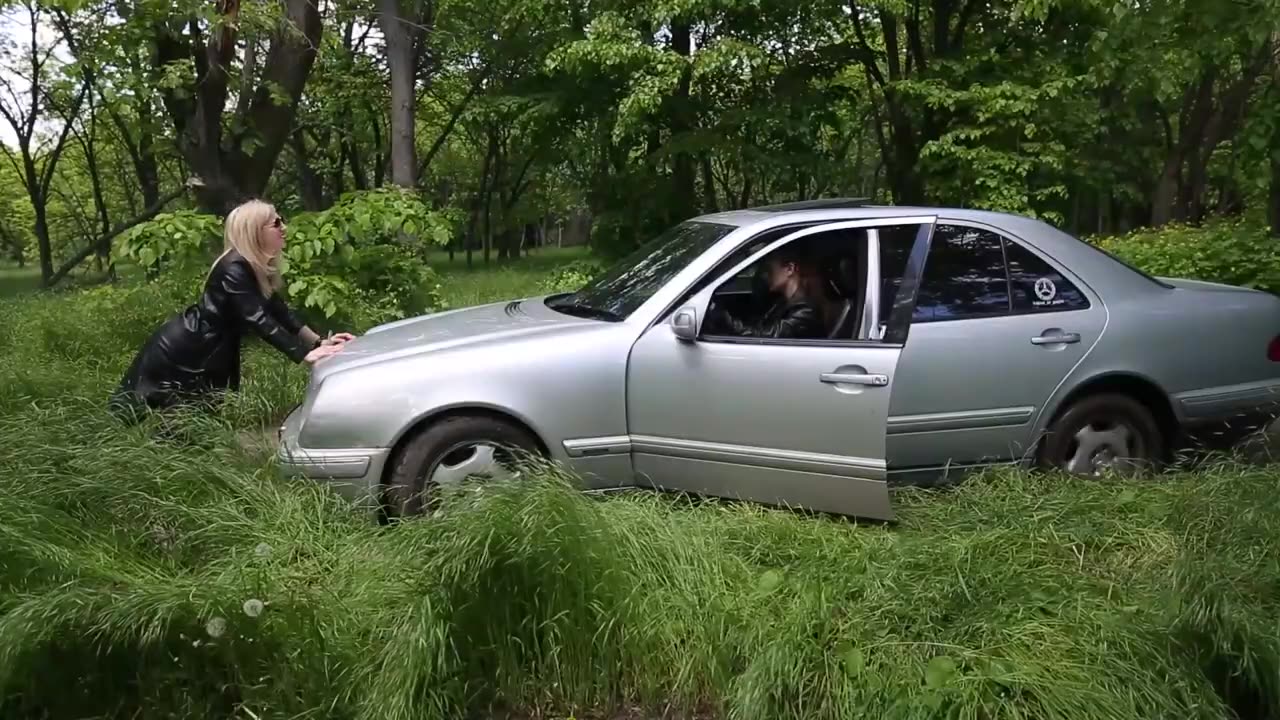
[383, 414, 541, 517]
[1036, 393, 1166, 476]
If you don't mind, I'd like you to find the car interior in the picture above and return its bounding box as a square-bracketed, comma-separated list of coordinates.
[704, 228, 876, 341]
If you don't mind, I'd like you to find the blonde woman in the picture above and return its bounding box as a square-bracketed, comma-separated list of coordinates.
[109, 199, 354, 421]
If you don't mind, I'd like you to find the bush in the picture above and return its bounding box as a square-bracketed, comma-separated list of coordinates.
[114, 189, 460, 333]
[537, 257, 606, 294]
[1091, 218, 1280, 293]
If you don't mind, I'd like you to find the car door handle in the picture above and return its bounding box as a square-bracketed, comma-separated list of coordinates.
[820, 372, 889, 386]
[1031, 332, 1080, 345]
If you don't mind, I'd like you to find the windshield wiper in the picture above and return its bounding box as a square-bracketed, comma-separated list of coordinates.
[546, 297, 623, 322]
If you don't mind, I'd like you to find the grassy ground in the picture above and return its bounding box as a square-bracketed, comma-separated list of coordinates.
[0, 265, 40, 297]
[2, 252, 1280, 719]
[432, 246, 590, 307]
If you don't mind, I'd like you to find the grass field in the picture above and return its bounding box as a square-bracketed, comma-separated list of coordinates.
[2, 251, 1280, 719]
[0, 265, 40, 297]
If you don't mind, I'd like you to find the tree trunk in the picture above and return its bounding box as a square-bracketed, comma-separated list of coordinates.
[345, 138, 368, 190]
[154, 0, 323, 214]
[701, 152, 718, 212]
[379, 0, 422, 187]
[669, 21, 697, 221]
[292, 128, 326, 210]
[32, 189, 53, 285]
[1151, 156, 1182, 227]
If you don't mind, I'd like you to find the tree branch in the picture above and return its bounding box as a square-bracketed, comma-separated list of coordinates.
[38, 81, 90, 195]
[47, 186, 187, 287]
[417, 68, 489, 177]
[849, 2, 888, 89]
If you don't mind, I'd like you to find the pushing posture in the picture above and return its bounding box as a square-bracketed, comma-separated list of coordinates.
[109, 199, 353, 421]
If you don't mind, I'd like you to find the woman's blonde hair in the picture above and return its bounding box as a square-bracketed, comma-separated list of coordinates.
[210, 199, 282, 296]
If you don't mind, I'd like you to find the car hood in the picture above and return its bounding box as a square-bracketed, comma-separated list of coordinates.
[309, 296, 592, 382]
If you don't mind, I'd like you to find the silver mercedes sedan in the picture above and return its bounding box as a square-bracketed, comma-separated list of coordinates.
[277, 200, 1280, 521]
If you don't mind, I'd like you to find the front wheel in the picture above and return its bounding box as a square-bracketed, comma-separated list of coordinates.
[1035, 394, 1166, 476]
[383, 414, 541, 517]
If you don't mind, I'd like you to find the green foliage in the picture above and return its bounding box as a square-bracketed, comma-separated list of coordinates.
[114, 190, 460, 331]
[1093, 218, 1280, 292]
[280, 188, 456, 329]
[114, 210, 223, 272]
[536, 257, 605, 294]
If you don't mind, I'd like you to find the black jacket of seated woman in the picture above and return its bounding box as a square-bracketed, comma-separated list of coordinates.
[108, 200, 355, 422]
[710, 252, 832, 340]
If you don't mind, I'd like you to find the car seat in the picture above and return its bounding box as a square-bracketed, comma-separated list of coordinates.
[825, 254, 865, 339]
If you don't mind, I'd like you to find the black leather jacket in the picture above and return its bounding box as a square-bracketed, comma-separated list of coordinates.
[717, 296, 826, 339]
[110, 250, 317, 415]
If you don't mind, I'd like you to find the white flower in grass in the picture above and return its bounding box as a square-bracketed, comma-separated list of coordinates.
[253, 542, 273, 560]
[243, 598, 266, 618]
[205, 616, 227, 638]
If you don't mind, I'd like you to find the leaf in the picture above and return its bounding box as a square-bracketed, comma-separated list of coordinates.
[756, 569, 783, 594]
[925, 655, 958, 689]
[835, 641, 864, 677]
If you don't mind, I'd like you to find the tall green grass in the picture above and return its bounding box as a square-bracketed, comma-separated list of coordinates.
[3, 255, 1280, 719]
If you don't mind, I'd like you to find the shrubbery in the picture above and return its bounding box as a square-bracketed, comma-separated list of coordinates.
[1091, 217, 1280, 293]
[115, 189, 459, 331]
[537, 257, 606, 294]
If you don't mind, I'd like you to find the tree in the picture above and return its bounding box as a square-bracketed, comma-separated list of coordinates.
[379, 0, 431, 187]
[146, 0, 323, 213]
[0, 0, 89, 286]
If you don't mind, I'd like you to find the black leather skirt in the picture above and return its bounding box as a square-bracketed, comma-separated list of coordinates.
[108, 305, 239, 422]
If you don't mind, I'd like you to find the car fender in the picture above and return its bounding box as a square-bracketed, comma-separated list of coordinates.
[297, 323, 637, 462]
[1031, 368, 1182, 446]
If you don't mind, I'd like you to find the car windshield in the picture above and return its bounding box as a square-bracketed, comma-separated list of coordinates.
[546, 220, 735, 320]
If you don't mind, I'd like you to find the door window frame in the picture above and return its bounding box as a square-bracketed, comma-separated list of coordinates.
[900, 219, 1100, 326]
[663, 217, 938, 349]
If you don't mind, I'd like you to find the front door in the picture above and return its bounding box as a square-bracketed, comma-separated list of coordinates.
[624, 218, 935, 521]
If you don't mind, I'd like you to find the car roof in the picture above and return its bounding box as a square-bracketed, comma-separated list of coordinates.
[689, 199, 1172, 299]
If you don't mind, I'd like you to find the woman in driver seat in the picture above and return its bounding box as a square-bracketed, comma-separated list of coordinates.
[714, 246, 833, 339]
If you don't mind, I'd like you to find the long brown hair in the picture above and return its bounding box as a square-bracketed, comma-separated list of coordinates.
[773, 245, 838, 325]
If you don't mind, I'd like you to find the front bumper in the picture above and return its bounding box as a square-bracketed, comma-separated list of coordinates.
[276, 406, 390, 510]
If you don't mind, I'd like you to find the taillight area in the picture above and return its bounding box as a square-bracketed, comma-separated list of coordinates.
[1268, 336, 1280, 362]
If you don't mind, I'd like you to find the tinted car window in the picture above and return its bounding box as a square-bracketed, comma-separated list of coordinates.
[910, 225, 1010, 322]
[1004, 240, 1090, 312]
[873, 224, 926, 324]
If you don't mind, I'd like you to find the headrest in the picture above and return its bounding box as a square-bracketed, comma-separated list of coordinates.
[828, 255, 861, 296]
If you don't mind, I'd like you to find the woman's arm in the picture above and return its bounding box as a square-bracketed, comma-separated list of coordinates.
[220, 262, 318, 363]
[722, 303, 823, 339]
[265, 293, 323, 347]
[266, 289, 355, 348]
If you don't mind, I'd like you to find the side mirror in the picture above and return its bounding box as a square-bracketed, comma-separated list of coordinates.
[671, 307, 698, 342]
